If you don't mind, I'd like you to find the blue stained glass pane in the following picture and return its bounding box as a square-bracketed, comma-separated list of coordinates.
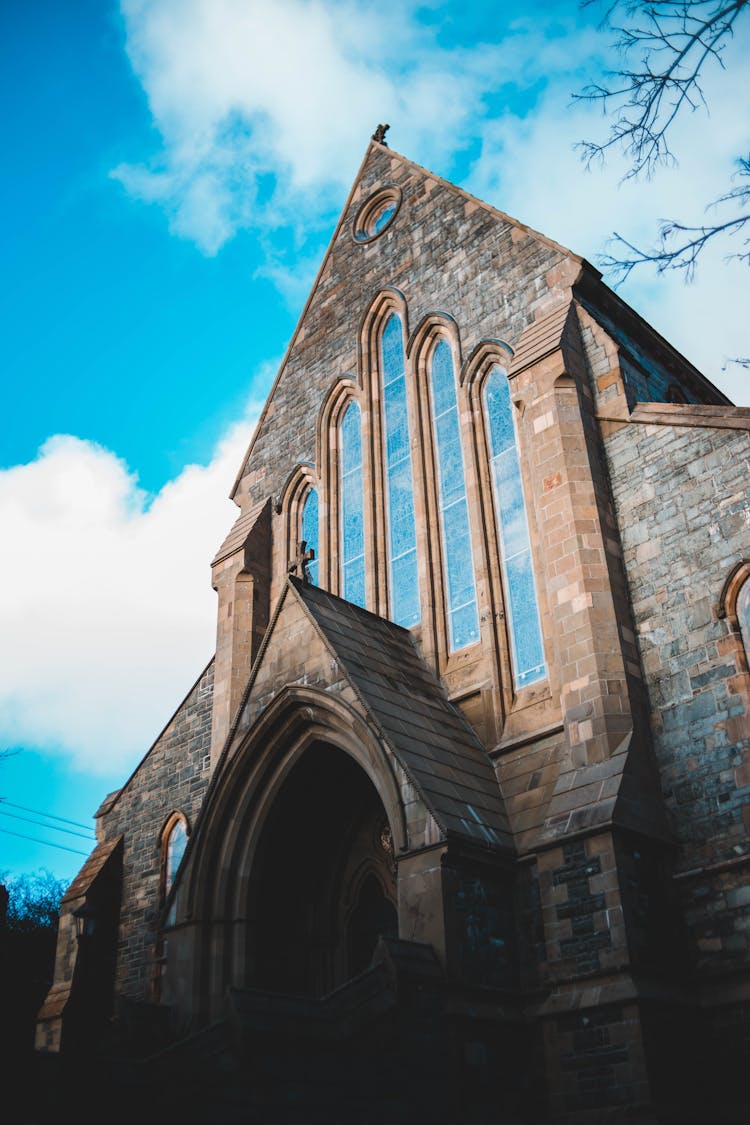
[435, 419, 464, 507]
[166, 820, 187, 893]
[340, 401, 366, 608]
[484, 367, 545, 686]
[451, 601, 481, 650]
[383, 382, 410, 465]
[491, 450, 527, 560]
[506, 550, 546, 685]
[382, 316, 405, 385]
[429, 339, 479, 651]
[341, 402, 362, 474]
[372, 203, 396, 234]
[301, 487, 319, 585]
[342, 481, 364, 558]
[431, 340, 456, 416]
[485, 373, 516, 454]
[391, 548, 420, 627]
[343, 559, 366, 607]
[388, 459, 417, 559]
[444, 511, 475, 605]
[381, 315, 420, 628]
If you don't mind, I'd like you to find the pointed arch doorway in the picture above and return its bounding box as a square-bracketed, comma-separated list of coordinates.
[249, 742, 398, 997]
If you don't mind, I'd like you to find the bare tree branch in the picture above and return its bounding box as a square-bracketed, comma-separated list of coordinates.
[576, 1, 749, 277]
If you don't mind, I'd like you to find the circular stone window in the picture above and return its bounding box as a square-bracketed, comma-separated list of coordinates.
[352, 186, 402, 244]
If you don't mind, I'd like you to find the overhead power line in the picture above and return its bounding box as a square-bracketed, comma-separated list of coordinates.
[0, 800, 94, 833]
[0, 827, 89, 857]
[0, 808, 95, 841]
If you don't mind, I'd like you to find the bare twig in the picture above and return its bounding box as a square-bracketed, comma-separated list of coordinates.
[576, 1, 749, 278]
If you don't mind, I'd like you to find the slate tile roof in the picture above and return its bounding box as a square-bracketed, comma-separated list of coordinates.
[61, 836, 122, 905]
[291, 577, 513, 852]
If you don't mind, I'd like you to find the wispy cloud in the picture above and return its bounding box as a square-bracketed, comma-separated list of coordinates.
[0, 401, 262, 776]
[113, 0, 530, 252]
[112, 1, 749, 397]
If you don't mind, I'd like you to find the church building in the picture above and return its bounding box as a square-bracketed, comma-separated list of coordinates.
[36, 132, 750, 1122]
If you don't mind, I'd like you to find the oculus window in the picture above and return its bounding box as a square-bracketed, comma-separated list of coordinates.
[353, 187, 401, 243]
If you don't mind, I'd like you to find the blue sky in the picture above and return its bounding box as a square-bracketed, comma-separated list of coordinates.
[2, 0, 748, 885]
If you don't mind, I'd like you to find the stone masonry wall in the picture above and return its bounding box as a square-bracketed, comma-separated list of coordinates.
[99, 659, 214, 1001]
[604, 418, 750, 978]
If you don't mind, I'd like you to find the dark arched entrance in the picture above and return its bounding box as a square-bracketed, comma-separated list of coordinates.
[250, 742, 398, 997]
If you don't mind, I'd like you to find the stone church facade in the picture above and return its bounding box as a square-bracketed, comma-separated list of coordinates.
[36, 137, 750, 1122]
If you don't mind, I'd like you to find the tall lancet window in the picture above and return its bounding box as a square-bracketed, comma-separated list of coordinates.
[300, 487, 319, 585]
[381, 314, 420, 628]
[340, 401, 366, 607]
[164, 816, 188, 898]
[484, 367, 545, 687]
[429, 339, 479, 650]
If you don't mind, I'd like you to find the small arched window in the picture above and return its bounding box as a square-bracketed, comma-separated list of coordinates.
[340, 400, 366, 607]
[300, 487, 319, 585]
[484, 366, 546, 687]
[718, 560, 750, 671]
[428, 338, 479, 650]
[381, 313, 420, 628]
[737, 577, 750, 658]
[163, 816, 188, 898]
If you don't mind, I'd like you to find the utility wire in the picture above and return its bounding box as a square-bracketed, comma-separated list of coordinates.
[0, 827, 89, 857]
[0, 808, 95, 841]
[0, 800, 94, 833]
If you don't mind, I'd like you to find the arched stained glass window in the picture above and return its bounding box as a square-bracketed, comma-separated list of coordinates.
[340, 401, 366, 607]
[301, 487, 319, 585]
[381, 314, 420, 628]
[484, 367, 546, 687]
[429, 339, 479, 650]
[165, 818, 187, 897]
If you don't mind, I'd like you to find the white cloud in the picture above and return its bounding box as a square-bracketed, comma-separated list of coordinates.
[113, 0, 749, 396]
[113, 0, 518, 251]
[0, 402, 262, 777]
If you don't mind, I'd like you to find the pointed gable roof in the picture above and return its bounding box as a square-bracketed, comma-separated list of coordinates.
[229, 138, 590, 503]
[288, 577, 513, 850]
[216, 574, 512, 852]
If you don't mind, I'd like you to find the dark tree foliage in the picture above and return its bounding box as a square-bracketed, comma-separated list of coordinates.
[2, 868, 67, 930]
[0, 869, 68, 1057]
[576, 1, 749, 288]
